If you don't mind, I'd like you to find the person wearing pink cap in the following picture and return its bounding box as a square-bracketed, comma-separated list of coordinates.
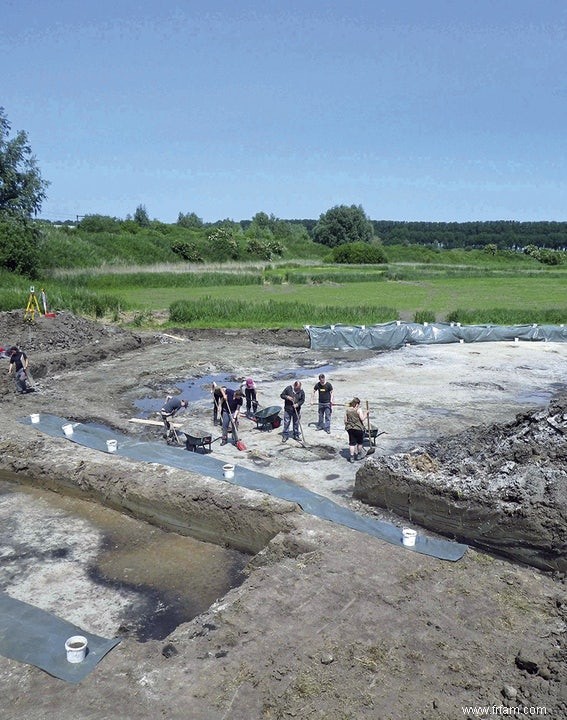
[241, 377, 258, 417]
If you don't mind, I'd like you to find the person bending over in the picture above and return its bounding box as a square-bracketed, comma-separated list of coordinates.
[160, 396, 188, 438]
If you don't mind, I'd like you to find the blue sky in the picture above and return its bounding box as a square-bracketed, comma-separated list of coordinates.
[2, 1, 566, 223]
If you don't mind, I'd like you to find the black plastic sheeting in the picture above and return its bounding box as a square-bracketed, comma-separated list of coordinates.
[0, 591, 120, 683]
[305, 321, 567, 351]
[19, 414, 467, 562]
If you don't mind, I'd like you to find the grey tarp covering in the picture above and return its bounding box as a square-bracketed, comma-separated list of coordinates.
[305, 322, 567, 351]
[19, 415, 467, 562]
[0, 591, 120, 683]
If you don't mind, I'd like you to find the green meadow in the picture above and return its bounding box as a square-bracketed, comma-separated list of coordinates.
[1, 237, 566, 328]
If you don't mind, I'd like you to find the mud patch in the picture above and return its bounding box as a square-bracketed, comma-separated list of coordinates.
[0, 480, 250, 642]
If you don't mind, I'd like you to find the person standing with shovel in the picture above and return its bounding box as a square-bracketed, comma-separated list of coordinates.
[344, 397, 370, 463]
[280, 381, 305, 443]
[219, 387, 244, 447]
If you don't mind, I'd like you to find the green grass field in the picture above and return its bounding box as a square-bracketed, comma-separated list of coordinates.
[2, 245, 566, 328]
[117, 276, 566, 319]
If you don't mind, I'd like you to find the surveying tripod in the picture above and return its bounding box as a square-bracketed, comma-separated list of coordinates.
[24, 286, 42, 323]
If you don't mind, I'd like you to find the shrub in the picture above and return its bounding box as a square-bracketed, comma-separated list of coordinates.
[330, 242, 388, 264]
[0, 217, 42, 277]
[414, 310, 436, 324]
[207, 227, 240, 261]
[539, 249, 564, 266]
[171, 240, 204, 262]
[78, 214, 122, 233]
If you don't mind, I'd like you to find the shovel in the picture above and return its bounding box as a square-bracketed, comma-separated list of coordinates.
[220, 388, 247, 451]
[293, 404, 307, 447]
[365, 400, 376, 456]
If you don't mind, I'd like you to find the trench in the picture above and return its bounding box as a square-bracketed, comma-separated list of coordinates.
[0, 476, 250, 643]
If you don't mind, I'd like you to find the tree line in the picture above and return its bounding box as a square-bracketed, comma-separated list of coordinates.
[1, 106, 566, 279]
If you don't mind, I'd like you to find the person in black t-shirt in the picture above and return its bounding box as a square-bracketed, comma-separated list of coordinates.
[312, 373, 334, 434]
[7, 346, 32, 394]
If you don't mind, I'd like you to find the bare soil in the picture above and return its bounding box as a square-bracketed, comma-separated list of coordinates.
[0, 310, 565, 720]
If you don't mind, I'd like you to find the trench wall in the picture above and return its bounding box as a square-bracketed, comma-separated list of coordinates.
[0, 434, 299, 555]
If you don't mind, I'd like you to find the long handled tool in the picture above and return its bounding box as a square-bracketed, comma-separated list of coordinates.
[365, 400, 376, 456]
[293, 404, 307, 447]
[220, 388, 247, 451]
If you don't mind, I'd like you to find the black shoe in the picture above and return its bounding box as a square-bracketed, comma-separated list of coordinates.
[282, 437, 288, 443]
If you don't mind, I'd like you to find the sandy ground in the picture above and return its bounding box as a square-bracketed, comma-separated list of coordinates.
[0, 312, 565, 719]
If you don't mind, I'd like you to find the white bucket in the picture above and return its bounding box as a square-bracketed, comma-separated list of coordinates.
[223, 464, 235, 479]
[62, 424, 74, 437]
[402, 528, 417, 547]
[65, 635, 88, 663]
[30, 413, 40, 424]
[106, 439, 117, 453]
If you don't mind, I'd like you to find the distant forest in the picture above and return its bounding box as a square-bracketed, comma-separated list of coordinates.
[285, 219, 567, 250]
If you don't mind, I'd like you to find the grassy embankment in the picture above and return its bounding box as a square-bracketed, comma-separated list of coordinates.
[1, 234, 565, 328]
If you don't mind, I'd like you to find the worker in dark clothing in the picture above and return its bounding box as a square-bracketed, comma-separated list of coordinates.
[7, 346, 33, 394]
[240, 377, 259, 417]
[312, 373, 334, 434]
[220, 388, 243, 445]
[160, 396, 188, 438]
[212, 383, 225, 425]
[280, 381, 305, 442]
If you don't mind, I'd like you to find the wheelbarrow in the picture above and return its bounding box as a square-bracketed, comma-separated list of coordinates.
[253, 405, 282, 432]
[363, 424, 386, 446]
[179, 426, 215, 453]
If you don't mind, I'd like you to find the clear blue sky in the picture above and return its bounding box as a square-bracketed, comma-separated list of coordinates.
[2, 0, 566, 223]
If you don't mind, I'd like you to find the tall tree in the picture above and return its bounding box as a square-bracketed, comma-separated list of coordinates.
[313, 204, 373, 247]
[134, 204, 150, 226]
[0, 107, 49, 218]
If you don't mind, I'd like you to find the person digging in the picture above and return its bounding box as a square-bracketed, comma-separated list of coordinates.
[219, 387, 243, 446]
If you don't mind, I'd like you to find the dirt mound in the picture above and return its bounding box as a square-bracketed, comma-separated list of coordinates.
[355, 394, 567, 571]
[0, 310, 136, 352]
[167, 326, 310, 347]
[0, 310, 154, 386]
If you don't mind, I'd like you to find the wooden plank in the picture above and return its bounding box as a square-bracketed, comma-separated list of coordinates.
[128, 418, 184, 428]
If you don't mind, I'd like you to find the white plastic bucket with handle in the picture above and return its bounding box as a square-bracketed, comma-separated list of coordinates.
[402, 528, 417, 547]
[106, 439, 117, 453]
[65, 635, 88, 663]
[62, 424, 74, 437]
[30, 413, 40, 424]
[223, 464, 235, 479]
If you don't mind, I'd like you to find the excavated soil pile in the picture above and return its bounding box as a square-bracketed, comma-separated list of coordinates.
[355, 396, 567, 572]
[0, 309, 151, 391]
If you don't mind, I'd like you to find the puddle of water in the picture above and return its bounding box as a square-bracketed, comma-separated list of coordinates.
[0, 477, 250, 642]
[134, 373, 237, 416]
[133, 366, 339, 416]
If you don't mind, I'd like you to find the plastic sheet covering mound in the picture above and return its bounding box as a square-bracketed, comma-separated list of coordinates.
[20, 415, 468, 562]
[305, 321, 567, 351]
[0, 592, 120, 683]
